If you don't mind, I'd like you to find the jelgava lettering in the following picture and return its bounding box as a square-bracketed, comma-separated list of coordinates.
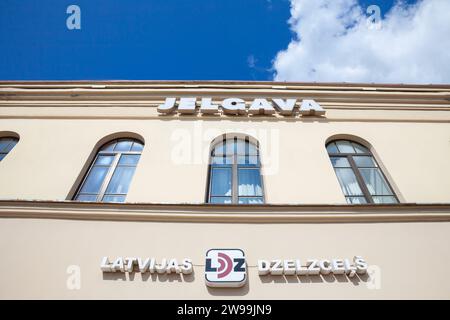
[272, 98, 297, 115]
[157, 97, 177, 114]
[221, 98, 246, 115]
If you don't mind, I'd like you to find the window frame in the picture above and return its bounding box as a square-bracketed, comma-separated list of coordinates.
[0, 136, 19, 161]
[73, 138, 143, 202]
[327, 140, 399, 204]
[207, 136, 265, 204]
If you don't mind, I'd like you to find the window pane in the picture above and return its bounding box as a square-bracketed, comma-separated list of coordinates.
[353, 156, 377, 168]
[119, 154, 140, 165]
[373, 196, 398, 204]
[114, 140, 133, 152]
[0, 138, 18, 155]
[248, 142, 258, 155]
[330, 157, 350, 168]
[326, 142, 339, 154]
[238, 169, 263, 196]
[0, 153, 5, 161]
[225, 139, 235, 155]
[102, 195, 126, 203]
[236, 139, 246, 155]
[210, 197, 232, 204]
[0, 139, 12, 152]
[334, 168, 363, 196]
[101, 141, 116, 152]
[105, 166, 136, 194]
[130, 142, 144, 152]
[211, 156, 233, 165]
[94, 155, 115, 166]
[346, 196, 367, 204]
[352, 142, 369, 154]
[212, 142, 225, 156]
[359, 168, 393, 195]
[75, 194, 98, 202]
[80, 166, 109, 193]
[237, 155, 259, 166]
[210, 168, 232, 196]
[335, 141, 355, 153]
[238, 197, 264, 204]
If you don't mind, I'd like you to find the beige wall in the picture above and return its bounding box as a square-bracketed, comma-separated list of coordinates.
[0, 216, 449, 299]
[0, 82, 449, 299]
[0, 116, 449, 204]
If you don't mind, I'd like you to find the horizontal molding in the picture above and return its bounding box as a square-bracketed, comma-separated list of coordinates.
[1, 80, 450, 91]
[0, 200, 450, 223]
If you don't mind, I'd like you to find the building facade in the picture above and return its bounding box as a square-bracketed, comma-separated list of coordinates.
[0, 81, 449, 299]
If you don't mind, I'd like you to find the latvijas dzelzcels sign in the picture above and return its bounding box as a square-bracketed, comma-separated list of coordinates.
[157, 97, 325, 116]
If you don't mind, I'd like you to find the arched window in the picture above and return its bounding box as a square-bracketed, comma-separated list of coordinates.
[207, 136, 264, 204]
[74, 138, 144, 203]
[326, 140, 398, 204]
[0, 137, 19, 161]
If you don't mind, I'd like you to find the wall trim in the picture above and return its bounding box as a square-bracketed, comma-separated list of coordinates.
[0, 200, 450, 223]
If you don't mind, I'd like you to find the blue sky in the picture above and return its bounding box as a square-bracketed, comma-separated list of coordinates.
[2, 0, 445, 83]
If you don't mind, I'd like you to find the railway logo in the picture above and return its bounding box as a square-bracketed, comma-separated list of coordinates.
[205, 249, 247, 287]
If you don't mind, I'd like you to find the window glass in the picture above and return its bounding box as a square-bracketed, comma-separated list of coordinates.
[114, 140, 133, 152]
[346, 196, 368, 204]
[94, 155, 115, 166]
[238, 197, 264, 204]
[238, 169, 263, 196]
[353, 156, 377, 168]
[74, 138, 143, 203]
[208, 137, 264, 204]
[210, 197, 232, 204]
[80, 166, 109, 193]
[0, 137, 19, 161]
[335, 141, 355, 153]
[327, 139, 398, 204]
[334, 168, 364, 196]
[210, 168, 232, 196]
[326, 142, 339, 154]
[102, 195, 126, 203]
[352, 142, 369, 153]
[105, 166, 136, 194]
[118, 154, 141, 165]
[330, 157, 351, 168]
[359, 168, 394, 196]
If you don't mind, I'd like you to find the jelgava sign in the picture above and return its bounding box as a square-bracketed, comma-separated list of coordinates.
[157, 97, 325, 116]
[100, 257, 193, 274]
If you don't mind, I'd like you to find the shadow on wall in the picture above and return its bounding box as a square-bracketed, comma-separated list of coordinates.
[101, 272, 370, 297]
[102, 271, 195, 283]
[259, 273, 370, 286]
[207, 281, 250, 297]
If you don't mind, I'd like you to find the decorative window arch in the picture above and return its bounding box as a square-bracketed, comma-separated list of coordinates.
[326, 139, 398, 204]
[0, 136, 19, 162]
[207, 135, 264, 204]
[74, 138, 144, 203]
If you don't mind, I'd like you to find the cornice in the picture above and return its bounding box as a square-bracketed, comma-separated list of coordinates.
[0, 200, 450, 223]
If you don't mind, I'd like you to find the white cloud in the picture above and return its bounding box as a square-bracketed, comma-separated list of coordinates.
[273, 0, 450, 84]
